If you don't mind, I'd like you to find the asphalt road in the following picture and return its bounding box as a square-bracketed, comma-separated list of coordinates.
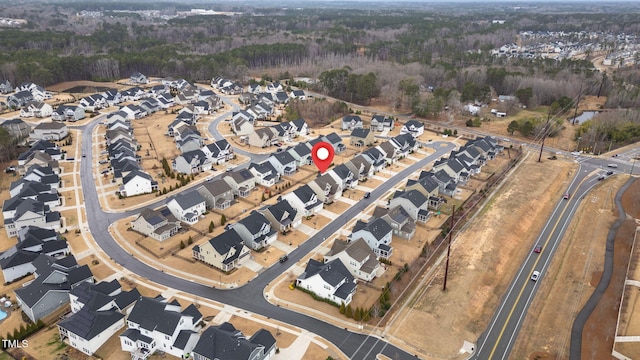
[80, 111, 456, 360]
[472, 152, 639, 360]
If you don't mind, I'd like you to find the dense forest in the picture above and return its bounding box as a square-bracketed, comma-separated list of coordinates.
[1, 2, 640, 146]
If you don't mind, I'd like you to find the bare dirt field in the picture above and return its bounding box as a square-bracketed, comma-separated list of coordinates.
[381, 152, 576, 359]
[46, 80, 126, 93]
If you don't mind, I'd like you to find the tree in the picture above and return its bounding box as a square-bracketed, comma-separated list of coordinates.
[209, 221, 215, 233]
[187, 236, 193, 245]
[520, 120, 535, 137]
[507, 120, 519, 135]
[339, 302, 346, 315]
[353, 307, 362, 321]
[345, 305, 353, 319]
[515, 87, 533, 107]
[221, 215, 226, 226]
[180, 240, 185, 249]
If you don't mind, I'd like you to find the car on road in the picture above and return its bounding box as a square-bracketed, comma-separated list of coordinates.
[279, 255, 289, 263]
[598, 174, 606, 181]
[606, 170, 614, 176]
[563, 193, 570, 200]
[226, 166, 235, 172]
[534, 245, 542, 253]
[364, 192, 371, 199]
[531, 271, 540, 281]
[607, 163, 618, 168]
[571, 151, 581, 156]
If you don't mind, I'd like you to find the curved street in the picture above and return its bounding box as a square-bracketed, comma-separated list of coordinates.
[79, 106, 457, 359]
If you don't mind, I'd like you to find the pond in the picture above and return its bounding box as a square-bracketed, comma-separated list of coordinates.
[571, 111, 600, 124]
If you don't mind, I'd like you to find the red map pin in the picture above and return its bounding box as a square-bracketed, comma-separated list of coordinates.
[311, 141, 334, 173]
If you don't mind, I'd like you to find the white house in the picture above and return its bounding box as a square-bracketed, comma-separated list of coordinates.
[167, 192, 207, 225]
[29, 122, 69, 142]
[119, 170, 157, 197]
[282, 184, 323, 217]
[400, 120, 424, 138]
[348, 218, 393, 259]
[20, 101, 53, 118]
[324, 238, 382, 282]
[296, 258, 357, 306]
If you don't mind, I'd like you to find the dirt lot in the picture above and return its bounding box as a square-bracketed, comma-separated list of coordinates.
[378, 152, 576, 359]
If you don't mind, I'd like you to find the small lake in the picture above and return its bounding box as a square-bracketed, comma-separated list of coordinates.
[571, 111, 600, 124]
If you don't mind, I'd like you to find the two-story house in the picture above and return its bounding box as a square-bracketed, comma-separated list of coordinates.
[249, 162, 280, 187]
[267, 152, 297, 176]
[400, 119, 424, 138]
[324, 238, 381, 282]
[192, 229, 250, 271]
[233, 211, 278, 250]
[223, 169, 255, 197]
[282, 184, 323, 218]
[389, 190, 431, 223]
[197, 180, 234, 210]
[296, 258, 357, 306]
[348, 218, 394, 259]
[259, 199, 301, 234]
[130, 207, 181, 242]
[191, 323, 276, 360]
[308, 173, 342, 204]
[167, 192, 207, 225]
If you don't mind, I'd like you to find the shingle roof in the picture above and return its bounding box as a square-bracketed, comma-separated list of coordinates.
[203, 228, 245, 256]
[351, 128, 370, 138]
[237, 212, 270, 235]
[200, 179, 233, 197]
[126, 296, 184, 336]
[193, 322, 267, 359]
[58, 308, 124, 340]
[170, 191, 205, 210]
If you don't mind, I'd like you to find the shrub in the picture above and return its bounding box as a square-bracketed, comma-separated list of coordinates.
[180, 241, 185, 249]
[187, 236, 193, 245]
[209, 221, 215, 233]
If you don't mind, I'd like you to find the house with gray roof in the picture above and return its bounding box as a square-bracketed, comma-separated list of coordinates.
[361, 148, 386, 171]
[308, 173, 342, 204]
[271, 122, 294, 141]
[248, 127, 278, 148]
[7, 90, 33, 108]
[15, 254, 93, 322]
[249, 161, 280, 187]
[378, 141, 399, 164]
[290, 118, 308, 136]
[197, 180, 234, 210]
[348, 218, 394, 259]
[223, 169, 255, 197]
[29, 121, 69, 142]
[324, 238, 381, 282]
[296, 258, 357, 305]
[0, 226, 67, 282]
[390, 189, 431, 223]
[173, 149, 212, 174]
[52, 105, 85, 122]
[400, 119, 424, 138]
[17, 151, 60, 175]
[120, 296, 203, 359]
[370, 115, 393, 132]
[0, 118, 31, 138]
[58, 280, 138, 356]
[283, 184, 323, 218]
[202, 138, 233, 164]
[20, 101, 53, 118]
[131, 207, 181, 242]
[192, 229, 251, 271]
[233, 211, 278, 250]
[192, 322, 276, 360]
[350, 128, 374, 147]
[259, 199, 301, 234]
[287, 143, 312, 166]
[433, 157, 469, 184]
[406, 175, 443, 210]
[0, 79, 12, 94]
[167, 192, 206, 225]
[20, 164, 60, 187]
[342, 115, 363, 131]
[3, 198, 61, 238]
[345, 154, 374, 181]
[130, 72, 149, 84]
[120, 170, 157, 197]
[323, 132, 346, 153]
[267, 151, 297, 176]
[372, 205, 416, 240]
[328, 164, 357, 190]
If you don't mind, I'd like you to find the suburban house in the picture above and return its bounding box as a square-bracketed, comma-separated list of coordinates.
[350, 128, 374, 147]
[102, 89, 123, 106]
[79, 94, 107, 111]
[119, 170, 157, 197]
[372, 206, 416, 240]
[1, 118, 32, 138]
[406, 175, 444, 210]
[197, 180, 234, 210]
[29, 122, 69, 142]
[20, 164, 61, 186]
[308, 173, 342, 204]
[287, 143, 312, 166]
[296, 258, 357, 306]
[259, 199, 301, 234]
[341, 115, 364, 131]
[232, 113, 254, 136]
[378, 141, 399, 165]
[324, 238, 382, 282]
[167, 192, 207, 225]
[328, 164, 357, 190]
[173, 150, 212, 174]
[52, 105, 85, 122]
[202, 139, 233, 164]
[16, 82, 49, 101]
[390, 190, 432, 223]
[3, 198, 61, 238]
[0, 79, 12, 94]
[131, 207, 181, 242]
[17, 152, 60, 176]
[290, 118, 309, 136]
[432, 157, 470, 184]
[20, 101, 53, 118]
[282, 184, 323, 218]
[361, 148, 386, 171]
[7, 90, 33, 108]
[233, 211, 278, 250]
[248, 127, 278, 148]
[324, 132, 347, 153]
[370, 115, 394, 132]
[57, 280, 138, 356]
[289, 89, 306, 100]
[192, 322, 276, 360]
[345, 154, 374, 181]
[120, 296, 203, 359]
[390, 133, 419, 156]
[192, 229, 250, 271]
[15, 254, 94, 322]
[223, 170, 255, 197]
[249, 161, 280, 187]
[267, 152, 297, 176]
[0, 247, 40, 283]
[129, 72, 149, 84]
[271, 122, 294, 141]
[348, 218, 394, 259]
[400, 120, 425, 138]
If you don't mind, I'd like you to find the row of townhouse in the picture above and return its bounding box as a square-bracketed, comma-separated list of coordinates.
[3, 141, 63, 238]
[295, 136, 504, 306]
[103, 115, 158, 197]
[55, 278, 276, 360]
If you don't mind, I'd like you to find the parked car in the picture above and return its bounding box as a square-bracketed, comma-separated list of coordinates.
[534, 245, 542, 253]
[531, 271, 540, 281]
[5, 166, 16, 173]
[606, 170, 614, 176]
[607, 163, 618, 168]
[99, 159, 109, 164]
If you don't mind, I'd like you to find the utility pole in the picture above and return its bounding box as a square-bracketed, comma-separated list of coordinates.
[572, 84, 583, 125]
[538, 110, 552, 162]
[443, 205, 455, 291]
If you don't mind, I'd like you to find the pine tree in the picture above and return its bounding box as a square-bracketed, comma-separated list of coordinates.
[353, 307, 361, 321]
[187, 236, 193, 245]
[221, 215, 227, 226]
[209, 221, 215, 233]
[180, 240, 185, 249]
[345, 305, 353, 319]
[339, 302, 346, 315]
